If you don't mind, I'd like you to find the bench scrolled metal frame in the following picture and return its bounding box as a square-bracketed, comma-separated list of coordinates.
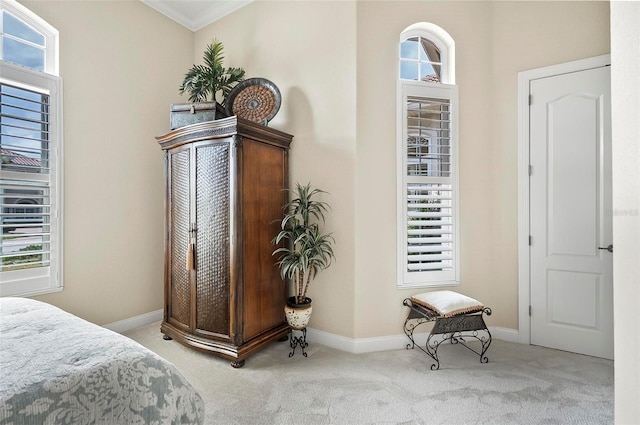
[403, 298, 492, 370]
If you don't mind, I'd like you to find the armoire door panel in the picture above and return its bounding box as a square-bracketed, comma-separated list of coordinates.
[195, 143, 231, 336]
[169, 149, 191, 328]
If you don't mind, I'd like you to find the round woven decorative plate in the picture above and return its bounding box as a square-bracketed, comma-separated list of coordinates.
[226, 78, 281, 124]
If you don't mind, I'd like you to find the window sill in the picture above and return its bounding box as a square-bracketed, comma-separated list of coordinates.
[397, 280, 460, 290]
[0, 286, 63, 298]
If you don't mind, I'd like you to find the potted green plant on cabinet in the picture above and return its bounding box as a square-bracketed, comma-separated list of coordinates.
[171, 39, 245, 129]
[272, 183, 335, 330]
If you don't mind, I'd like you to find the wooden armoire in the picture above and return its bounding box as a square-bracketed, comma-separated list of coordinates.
[155, 117, 293, 367]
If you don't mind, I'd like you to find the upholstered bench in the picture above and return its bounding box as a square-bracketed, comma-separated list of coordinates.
[402, 290, 492, 370]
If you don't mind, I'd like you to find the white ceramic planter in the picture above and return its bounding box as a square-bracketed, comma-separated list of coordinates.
[284, 297, 312, 330]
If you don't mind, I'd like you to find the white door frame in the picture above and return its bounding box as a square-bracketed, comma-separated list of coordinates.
[517, 54, 611, 344]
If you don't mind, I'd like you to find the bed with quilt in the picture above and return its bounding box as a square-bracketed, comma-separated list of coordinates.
[0, 297, 204, 425]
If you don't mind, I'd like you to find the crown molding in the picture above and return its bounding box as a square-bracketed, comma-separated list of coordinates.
[141, 0, 252, 32]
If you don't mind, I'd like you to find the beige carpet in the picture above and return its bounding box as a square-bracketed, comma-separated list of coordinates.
[125, 322, 613, 425]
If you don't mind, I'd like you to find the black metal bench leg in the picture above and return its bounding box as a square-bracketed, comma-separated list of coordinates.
[479, 330, 492, 364]
[403, 317, 418, 350]
[425, 332, 442, 370]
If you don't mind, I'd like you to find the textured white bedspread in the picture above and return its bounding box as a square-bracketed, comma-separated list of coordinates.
[0, 297, 204, 425]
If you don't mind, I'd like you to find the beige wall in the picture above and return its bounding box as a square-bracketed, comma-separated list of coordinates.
[488, 1, 610, 327]
[194, 1, 358, 336]
[19, 1, 610, 337]
[489, 1, 610, 328]
[355, 1, 496, 337]
[20, 0, 193, 324]
[355, 1, 609, 336]
[197, 0, 609, 338]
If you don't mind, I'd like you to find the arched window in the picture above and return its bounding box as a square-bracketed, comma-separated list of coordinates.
[1, 0, 58, 74]
[1, 0, 63, 297]
[399, 22, 455, 84]
[397, 23, 459, 288]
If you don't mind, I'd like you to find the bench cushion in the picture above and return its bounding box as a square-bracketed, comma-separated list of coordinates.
[410, 290, 484, 317]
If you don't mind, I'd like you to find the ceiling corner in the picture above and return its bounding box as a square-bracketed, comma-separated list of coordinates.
[141, 0, 253, 32]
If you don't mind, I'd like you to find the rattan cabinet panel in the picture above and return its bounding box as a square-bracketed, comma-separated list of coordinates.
[195, 143, 230, 337]
[169, 148, 190, 330]
[156, 117, 293, 368]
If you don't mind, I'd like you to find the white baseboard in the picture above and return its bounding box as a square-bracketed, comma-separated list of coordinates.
[489, 326, 520, 343]
[307, 326, 520, 354]
[103, 309, 521, 352]
[104, 309, 163, 334]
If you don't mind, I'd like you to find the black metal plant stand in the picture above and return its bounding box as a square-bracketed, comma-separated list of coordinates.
[289, 328, 308, 358]
[403, 298, 492, 370]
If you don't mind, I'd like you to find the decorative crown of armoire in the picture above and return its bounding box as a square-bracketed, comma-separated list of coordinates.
[155, 117, 293, 368]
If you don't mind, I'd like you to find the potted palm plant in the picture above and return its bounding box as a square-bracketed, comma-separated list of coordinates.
[171, 39, 245, 129]
[272, 183, 335, 330]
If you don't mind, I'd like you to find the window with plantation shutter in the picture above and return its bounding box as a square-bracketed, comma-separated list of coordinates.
[397, 23, 458, 288]
[1, 0, 62, 297]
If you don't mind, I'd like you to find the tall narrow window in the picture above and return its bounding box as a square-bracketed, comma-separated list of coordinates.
[397, 23, 458, 288]
[1, 0, 62, 296]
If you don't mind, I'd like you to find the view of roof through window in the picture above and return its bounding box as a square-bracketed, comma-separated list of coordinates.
[400, 36, 442, 82]
[1, 83, 49, 168]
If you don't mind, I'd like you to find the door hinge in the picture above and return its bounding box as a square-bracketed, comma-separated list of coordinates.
[528, 165, 533, 176]
[529, 305, 532, 316]
[529, 235, 532, 246]
[529, 94, 532, 105]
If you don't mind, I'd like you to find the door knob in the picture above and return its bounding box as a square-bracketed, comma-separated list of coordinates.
[598, 244, 613, 253]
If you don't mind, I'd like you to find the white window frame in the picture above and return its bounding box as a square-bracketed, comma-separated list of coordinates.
[400, 22, 455, 85]
[1, 0, 63, 297]
[397, 23, 459, 289]
[1, 0, 58, 74]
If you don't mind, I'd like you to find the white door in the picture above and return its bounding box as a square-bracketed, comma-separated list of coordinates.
[529, 65, 613, 359]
